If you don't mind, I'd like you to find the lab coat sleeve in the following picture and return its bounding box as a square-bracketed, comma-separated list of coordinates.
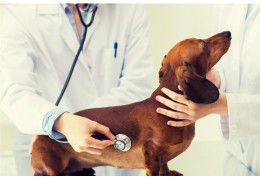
[87, 5, 153, 108]
[0, 7, 57, 135]
[226, 93, 260, 139]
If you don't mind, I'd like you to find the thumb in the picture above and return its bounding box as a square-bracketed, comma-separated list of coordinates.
[94, 124, 115, 140]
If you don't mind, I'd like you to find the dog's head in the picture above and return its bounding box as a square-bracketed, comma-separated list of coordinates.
[159, 31, 231, 103]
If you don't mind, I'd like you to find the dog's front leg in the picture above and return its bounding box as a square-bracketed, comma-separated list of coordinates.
[31, 135, 70, 176]
[143, 142, 161, 176]
[159, 163, 183, 176]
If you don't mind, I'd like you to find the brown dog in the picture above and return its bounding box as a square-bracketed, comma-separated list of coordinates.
[31, 31, 231, 176]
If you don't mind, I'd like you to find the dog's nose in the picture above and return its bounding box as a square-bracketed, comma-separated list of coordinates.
[225, 31, 232, 39]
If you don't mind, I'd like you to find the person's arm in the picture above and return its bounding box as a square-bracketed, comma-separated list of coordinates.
[87, 5, 153, 109]
[155, 87, 227, 126]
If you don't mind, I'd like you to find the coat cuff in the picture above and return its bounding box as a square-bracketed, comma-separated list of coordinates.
[42, 108, 68, 143]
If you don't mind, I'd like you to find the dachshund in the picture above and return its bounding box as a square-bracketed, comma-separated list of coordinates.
[31, 31, 231, 176]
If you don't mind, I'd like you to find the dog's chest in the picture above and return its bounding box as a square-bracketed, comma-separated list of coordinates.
[156, 125, 195, 163]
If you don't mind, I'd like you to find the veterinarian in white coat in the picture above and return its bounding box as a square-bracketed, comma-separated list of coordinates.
[156, 4, 260, 175]
[0, 4, 153, 175]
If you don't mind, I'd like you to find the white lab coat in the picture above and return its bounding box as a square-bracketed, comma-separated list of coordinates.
[0, 4, 153, 175]
[213, 5, 260, 175]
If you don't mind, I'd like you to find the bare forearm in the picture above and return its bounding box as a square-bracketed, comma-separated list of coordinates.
[211, 93, 228, 116]
[53, 112, 71, 135]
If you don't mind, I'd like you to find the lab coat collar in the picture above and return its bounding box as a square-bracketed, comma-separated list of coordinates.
[59, 8, 81, 55]
[59, 8, 100, 54]
[37, 4, 60, 15]
[37, 4, 100, 54]
[37, 4, 79, 55]
[37, 4, 111, 15]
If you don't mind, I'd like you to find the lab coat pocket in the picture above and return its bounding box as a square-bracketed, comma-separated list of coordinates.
[102, 48, 124, 90]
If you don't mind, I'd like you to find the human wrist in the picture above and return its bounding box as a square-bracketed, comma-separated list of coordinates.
[212, 93, 227, 116]
[53, 112, 71, 135]
[206, 68, 221, 89]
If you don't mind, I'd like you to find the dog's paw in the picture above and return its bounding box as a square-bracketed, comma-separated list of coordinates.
[60, 168, 95, 176]
[169, 170, 183, 176]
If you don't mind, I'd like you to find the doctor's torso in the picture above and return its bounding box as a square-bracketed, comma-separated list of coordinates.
[215, 4, 260, 175]
[4, 4, 136, 112]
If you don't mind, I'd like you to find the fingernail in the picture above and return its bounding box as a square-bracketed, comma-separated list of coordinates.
[155, 96, 160, 101]
[109, 141, 115, 146]
[178, 85, 183, 91]
[167, 121, 176, 126]
[156, 108, 161, 113]
[161, 88, 166, 92]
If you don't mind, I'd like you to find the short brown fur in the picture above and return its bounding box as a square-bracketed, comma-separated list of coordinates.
[31, 31, 231, 176]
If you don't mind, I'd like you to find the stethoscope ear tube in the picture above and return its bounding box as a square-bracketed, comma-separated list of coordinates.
[75, 4, 98, 28]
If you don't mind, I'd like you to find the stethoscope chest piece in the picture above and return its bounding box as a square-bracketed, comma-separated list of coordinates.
[113, 134, 131, 152]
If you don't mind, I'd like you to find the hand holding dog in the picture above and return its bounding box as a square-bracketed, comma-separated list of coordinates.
[156, 68, 227, 127]
[54, 113, 115, 154]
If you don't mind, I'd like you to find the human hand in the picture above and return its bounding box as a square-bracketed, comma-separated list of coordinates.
[155, 88, 226, 127]
[54, 113, 115, 155]
[155, 88, 212, 126]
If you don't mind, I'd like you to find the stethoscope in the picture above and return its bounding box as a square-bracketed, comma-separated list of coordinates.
[55, 4, 131, 152]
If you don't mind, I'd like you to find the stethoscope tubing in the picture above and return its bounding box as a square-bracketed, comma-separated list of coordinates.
[55, 4, 98, 106]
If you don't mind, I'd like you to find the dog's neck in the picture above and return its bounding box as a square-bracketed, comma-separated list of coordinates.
[150, 69, 182, 100]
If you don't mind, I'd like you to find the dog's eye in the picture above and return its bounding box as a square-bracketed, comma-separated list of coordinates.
[203, 42, 208, 50]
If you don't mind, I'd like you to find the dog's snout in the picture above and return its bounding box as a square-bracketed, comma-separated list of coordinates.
[225, 31, 232, 39]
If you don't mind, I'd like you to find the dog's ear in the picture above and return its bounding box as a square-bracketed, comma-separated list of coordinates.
[159, 68, 164, 83]
[159, 55, 168, 83]
[176, 62, 219, 104]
